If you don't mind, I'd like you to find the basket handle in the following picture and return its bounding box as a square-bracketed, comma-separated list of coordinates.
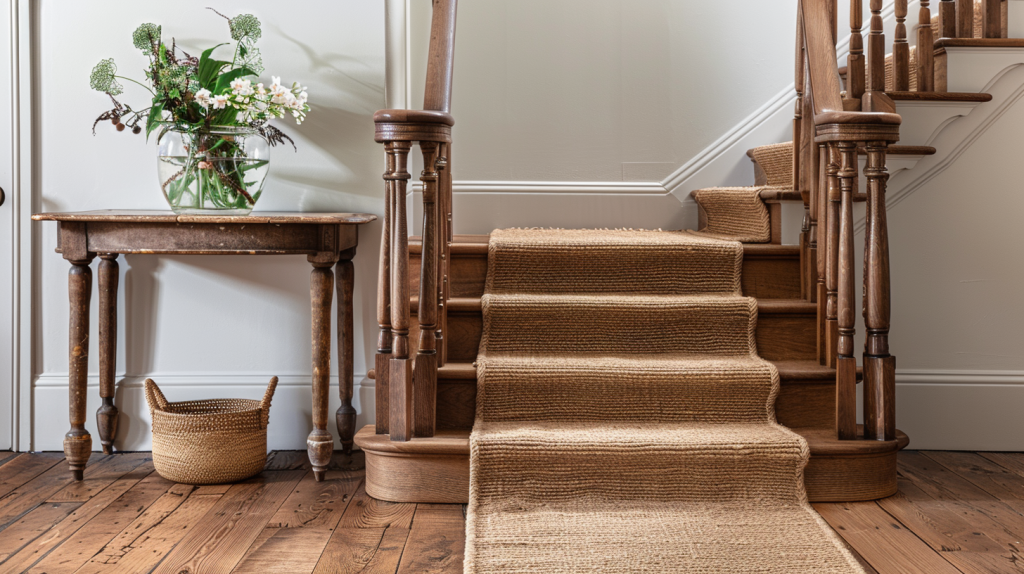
[260, 376, 278, 430]
[144, 378, 169, 412]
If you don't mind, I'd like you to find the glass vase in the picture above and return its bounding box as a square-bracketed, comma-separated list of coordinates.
[157, 126, 270, 215]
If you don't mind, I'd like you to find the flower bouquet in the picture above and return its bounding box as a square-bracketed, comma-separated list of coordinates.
[90, 10, 310, 214]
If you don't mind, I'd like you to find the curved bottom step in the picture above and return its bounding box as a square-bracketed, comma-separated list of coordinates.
[354, 425, 909, 504]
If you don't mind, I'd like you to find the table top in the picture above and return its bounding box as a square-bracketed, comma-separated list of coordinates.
[32, 210, 377, 225]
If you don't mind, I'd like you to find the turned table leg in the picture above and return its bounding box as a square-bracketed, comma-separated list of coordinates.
[67, 256, 96, 480]
[336, 257, 356, 455]
[96, 254, 119, 455]
[308, 258, 337, 481]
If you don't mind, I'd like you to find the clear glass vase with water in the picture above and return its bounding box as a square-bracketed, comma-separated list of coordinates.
[157, 126, 270, 215]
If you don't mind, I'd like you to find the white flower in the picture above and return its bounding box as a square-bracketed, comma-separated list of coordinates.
[212, 94, 229, 110]
[230, 78, 254, 96]
[255, 83, 267, 96]
[195, 88, 212, 108]
[270, 85, 292, 105]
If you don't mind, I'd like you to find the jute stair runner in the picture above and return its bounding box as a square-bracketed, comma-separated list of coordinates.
[465, 228, 864, 573]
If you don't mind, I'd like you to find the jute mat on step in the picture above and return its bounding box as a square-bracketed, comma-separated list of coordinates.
[465, 228, 865, 573]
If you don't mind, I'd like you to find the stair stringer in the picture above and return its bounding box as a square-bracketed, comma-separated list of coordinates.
[861, 62, 1024, 226]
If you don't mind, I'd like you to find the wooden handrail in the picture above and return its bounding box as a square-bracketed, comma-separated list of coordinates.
[424, 0, 458, 113]
[375, 0, 457, 443]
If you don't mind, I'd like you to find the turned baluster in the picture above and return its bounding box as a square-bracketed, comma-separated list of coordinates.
[795, 18, 809, 300]
[981, 0, 1002, 37]
[863, 141, 896, 441]
[918, 0, 935, 91]
[954, 0, 974, 38]
[824, 144, 841, 368]
[816, 142, 829, 363]
[893, 0, 912, 90]
[848, 0, 866, 100]
[413, 141, 440, 438]
[867, 0, 886, 93]
[375, 144, 397, 434]
[388, 141, 414, 442]
[437, 142, 451, 368]
[835, 142, 859, 440]
[938, 0, 956, 38]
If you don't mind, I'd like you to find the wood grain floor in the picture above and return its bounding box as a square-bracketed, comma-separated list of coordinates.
[0, 450, 1021, 573]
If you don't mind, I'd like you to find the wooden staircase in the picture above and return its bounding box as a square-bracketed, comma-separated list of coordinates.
[354, 0, 1019, 507]
[360, 149, 910, 504]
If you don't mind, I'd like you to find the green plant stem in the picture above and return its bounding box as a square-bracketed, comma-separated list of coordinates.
[114, 75, 156, 95]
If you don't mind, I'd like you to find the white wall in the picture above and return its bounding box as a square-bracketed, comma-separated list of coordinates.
[25, 0, 387, 451]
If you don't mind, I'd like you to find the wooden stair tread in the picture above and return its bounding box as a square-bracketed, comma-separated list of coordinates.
[934, 37, 1024, 49]
[410, 235, 488, 255]
[861, 145, 937, 156]
[758, 189, 802, 202]
[886, 91, 993, 102]
[372, 359, 850, 383]
[410, 296, 812, 314]
[356, 426, 908, 457]
[741, 244, 800, 257]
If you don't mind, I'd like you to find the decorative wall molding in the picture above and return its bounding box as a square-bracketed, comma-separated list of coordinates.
[33, 373, 371, 389]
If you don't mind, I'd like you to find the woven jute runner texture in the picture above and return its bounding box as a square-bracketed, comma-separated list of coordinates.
[465, 228, 865, 573]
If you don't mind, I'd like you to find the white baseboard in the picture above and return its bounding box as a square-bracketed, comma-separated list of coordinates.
[895, 371, 1024, 451]
[32, 373, 374, 452]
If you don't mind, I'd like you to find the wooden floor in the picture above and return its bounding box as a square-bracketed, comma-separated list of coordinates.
[0, 451, 1021, 573]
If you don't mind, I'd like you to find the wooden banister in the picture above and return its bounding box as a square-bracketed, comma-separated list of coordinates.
[424, 0, 458, 113]
[375, 0, 457, 443]
[798, 0, 899, 443]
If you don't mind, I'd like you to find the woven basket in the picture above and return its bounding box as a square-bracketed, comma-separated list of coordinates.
[145, 376, 277, 484]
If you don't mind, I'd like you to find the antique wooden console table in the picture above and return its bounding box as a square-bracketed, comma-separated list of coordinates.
[32, 210, 376, 481]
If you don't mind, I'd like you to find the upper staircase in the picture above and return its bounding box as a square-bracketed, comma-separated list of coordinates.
[353, 0, 1018, 506]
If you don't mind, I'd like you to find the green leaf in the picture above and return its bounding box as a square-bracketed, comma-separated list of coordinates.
[212, 66, 257, 94]
[197, 43, 229, 89]
[146, 101, 165, 141]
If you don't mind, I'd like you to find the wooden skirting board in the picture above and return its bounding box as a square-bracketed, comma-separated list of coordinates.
[355, 425, 909, 504]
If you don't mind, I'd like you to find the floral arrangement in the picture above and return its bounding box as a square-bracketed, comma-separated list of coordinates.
[89, 10, 311, 213]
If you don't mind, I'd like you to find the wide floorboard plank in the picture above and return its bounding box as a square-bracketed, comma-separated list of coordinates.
[77, 486, 225, 574]
[337, 483, 415, 530]
[2, 461, 157, 573]
[312, 527, 387, 574]
[155, 469, 305, 574]
[396, 504, 465, 574]
[878, 473, 1024, 574]
[813, 501, 962, 574]
[0, 453, 63, 500]
[925, 451, 1024, 515]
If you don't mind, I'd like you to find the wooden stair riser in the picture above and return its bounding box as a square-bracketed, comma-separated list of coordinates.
[408, 303, 817, 363]
[411, 247, 802, 300]
[433, 377, 837, 432]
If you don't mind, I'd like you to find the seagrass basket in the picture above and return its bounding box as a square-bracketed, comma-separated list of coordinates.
[145, 376, 277, 484]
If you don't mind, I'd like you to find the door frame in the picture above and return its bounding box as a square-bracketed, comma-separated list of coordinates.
[3, 0, 36, 452]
